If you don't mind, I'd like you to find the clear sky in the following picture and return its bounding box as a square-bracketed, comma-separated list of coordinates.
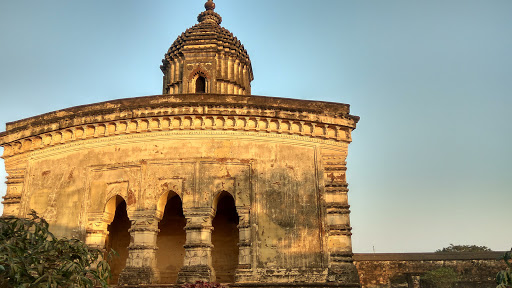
[0, 0, 511, 253]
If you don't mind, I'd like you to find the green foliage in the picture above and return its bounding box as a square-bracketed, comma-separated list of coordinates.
[421, 267, 458, 288]
[497, 249, 512, 288]
[0, 211, 113, 288]
[436, 244, 492, 253]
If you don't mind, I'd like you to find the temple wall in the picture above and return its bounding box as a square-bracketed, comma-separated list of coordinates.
[0, 93, 359, 286]
[3, 130, 352, 284]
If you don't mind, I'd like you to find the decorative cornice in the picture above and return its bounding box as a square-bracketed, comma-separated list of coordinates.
[1, 94, 357, 141]
[1, 108, 356, 158]
[2, 196, 21, 205]
[0, 130, 346, 163]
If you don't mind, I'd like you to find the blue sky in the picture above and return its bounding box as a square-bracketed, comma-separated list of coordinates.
[0, 0, 511, 253]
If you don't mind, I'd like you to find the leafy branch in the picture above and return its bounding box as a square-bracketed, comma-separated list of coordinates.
[497, 249, 512, 288]
[0, 210, 114, 288]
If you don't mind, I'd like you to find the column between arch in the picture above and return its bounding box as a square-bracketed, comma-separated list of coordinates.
[118, 210, 161, 285]
[178, 207, 216, 283]
[235, 206, 252, 282]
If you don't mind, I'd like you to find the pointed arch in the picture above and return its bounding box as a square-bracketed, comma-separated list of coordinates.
[189, 66, 210, 94]
[156, 190, 186, 283]
[157, 190, 182, 219]
[104, 195, 130, 284]
[196, 76, 206, 93]
[213, 190, 236, 210]
[104, 195, 125, 223]
[212, 191, 239, 283]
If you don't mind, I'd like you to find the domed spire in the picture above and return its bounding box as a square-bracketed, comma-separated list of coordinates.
[198, 0, 222, 25]
[162, 0, 254, 95]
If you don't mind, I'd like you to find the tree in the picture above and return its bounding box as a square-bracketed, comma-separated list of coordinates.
[496, 249, 512, 288]
[421, 267, 458, 288]
[0, 211, 113, 288]
[436, 244, 492, 253]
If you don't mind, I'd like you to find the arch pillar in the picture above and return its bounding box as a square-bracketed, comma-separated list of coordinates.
[85, 212, 113, 251]
[178, 207, 216, 283]
[235, 206, 252, 282]
[322, 152, 360, 285]
[118, 210, 161, 285]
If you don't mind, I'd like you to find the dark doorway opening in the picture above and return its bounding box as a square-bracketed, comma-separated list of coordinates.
[196, 76, 206, 93]
[157, 194, 186, 283]
[105, 199, 130, 285]
[212, 192, 239, 283]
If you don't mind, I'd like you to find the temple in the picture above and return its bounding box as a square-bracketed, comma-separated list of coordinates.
[0, 1, 361, 287]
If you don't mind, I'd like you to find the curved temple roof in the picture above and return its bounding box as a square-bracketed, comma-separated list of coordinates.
[161, 0, 253, 81]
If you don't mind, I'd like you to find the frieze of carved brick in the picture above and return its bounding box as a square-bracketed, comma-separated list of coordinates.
[128, 244, 158, 251]
[251, 268, 328, 283]
[1, 114, 355, 159]
[184, 243, 214, 249]
[325, 205, 351, 214]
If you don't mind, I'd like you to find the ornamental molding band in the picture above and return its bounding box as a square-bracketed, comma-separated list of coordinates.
[0, 1, 361, 287]
[0, 95, 357, 159]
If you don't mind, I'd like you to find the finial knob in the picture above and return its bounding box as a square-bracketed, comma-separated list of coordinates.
[198, 0, 222, 24]
[205, 0, 215, 11]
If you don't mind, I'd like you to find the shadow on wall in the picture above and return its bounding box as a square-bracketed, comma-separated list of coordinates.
[252, 165, 326, 270]
[105, 199, 131, 285]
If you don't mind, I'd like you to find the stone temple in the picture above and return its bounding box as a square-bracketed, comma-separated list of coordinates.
[0, 1, 361, 287]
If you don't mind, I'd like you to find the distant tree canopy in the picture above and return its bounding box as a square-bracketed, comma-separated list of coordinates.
[0, 211, 113, 288]
[435, 244, 492, 253]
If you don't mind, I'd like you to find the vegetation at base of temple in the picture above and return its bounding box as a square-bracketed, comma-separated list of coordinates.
[496, 249, 512, 288]
[0, 211, 114, 288]
[420, 267, 458, 288]
[182, 281, 227, 288]
[435, 244, 492, 253]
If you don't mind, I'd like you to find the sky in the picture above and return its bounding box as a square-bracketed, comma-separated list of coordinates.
[0, 0, 511, 253]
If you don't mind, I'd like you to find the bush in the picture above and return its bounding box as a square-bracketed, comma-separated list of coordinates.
[421, 267, 458, 288]
[497, 249, 512, 288]
[0, 211, 113, 288]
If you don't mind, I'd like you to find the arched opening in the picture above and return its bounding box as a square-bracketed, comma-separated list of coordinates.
[212, 191, 239, 283]
[105, 197, 130, 284]
[195, 76, 206, 93]
[157, 193, 186, 283]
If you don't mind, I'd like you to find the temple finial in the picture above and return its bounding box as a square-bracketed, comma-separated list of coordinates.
[205, 0, 215, 11]
[198, 0, 222, 24]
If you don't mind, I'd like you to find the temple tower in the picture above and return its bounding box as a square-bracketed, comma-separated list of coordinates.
[0, 1, 361, 287]
[161, 0, 254, 95]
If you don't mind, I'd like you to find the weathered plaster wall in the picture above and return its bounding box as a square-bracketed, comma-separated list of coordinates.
[354, 252, 506, 288]
[3, 132, 345, 283]
[0, 94, 359, 286]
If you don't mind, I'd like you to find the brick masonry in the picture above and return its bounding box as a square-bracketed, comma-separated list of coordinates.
[354, 252, 506, 288]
